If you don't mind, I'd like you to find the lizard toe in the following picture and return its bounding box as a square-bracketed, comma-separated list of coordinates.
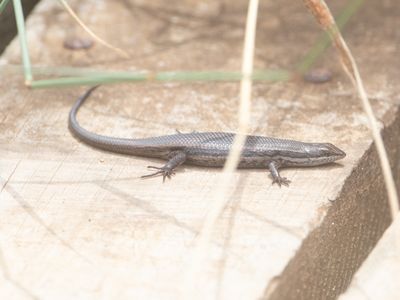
[272, 176, 291, 187]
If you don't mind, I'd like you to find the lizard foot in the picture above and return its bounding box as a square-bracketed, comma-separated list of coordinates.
[272, 176, 291, 187]
[141, 166, 175, 182]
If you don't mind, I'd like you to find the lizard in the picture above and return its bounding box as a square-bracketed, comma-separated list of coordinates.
[68, 86, 346, 186]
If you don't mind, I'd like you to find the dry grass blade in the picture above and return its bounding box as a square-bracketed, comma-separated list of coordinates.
[183, 0, 259, 298]
[58, 0, 130, 58]
[302, 0, 399, 219]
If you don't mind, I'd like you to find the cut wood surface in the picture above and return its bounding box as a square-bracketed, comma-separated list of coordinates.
[0, 0, 399, 299]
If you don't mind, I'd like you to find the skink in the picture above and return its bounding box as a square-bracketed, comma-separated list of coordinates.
[68, 86, 346, 186]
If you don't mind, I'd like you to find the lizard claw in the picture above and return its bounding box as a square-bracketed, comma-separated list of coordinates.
[141, 166, 175, 182]
[272, 176, 291, 187]
[175, 129, 197, 134]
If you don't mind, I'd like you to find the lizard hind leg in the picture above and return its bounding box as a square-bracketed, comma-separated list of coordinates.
[141, 151, 187, 182]
[268, 161, 291, 187]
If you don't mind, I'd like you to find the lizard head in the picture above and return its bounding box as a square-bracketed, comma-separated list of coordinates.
[303, 142, 346, 166]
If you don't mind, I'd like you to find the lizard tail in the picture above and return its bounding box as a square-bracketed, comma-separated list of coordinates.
[68, 85, 101, 140]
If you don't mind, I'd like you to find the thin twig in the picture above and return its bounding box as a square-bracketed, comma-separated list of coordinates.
[183, 0, 259, 298]
[303, 0, 399, 219]
[58, 0, 130, 58]
[296, 0, 364, 73]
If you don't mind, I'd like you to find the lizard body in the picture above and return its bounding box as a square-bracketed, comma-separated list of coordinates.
[69, 86, 346, 186]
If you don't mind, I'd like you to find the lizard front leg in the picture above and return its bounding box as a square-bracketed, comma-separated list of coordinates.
[141, 151, 187, 182]
[268, 161, 291, 187]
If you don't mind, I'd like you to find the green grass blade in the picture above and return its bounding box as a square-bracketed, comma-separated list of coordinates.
[12, 0, 33, 84]
[30, 69, 290, 89]
[13, 0, 361, 88]
[0, 0, 11, 15]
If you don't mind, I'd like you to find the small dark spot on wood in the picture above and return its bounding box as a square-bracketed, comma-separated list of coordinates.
[63, 36, 94, 50]
[303, 68, 333, 84]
